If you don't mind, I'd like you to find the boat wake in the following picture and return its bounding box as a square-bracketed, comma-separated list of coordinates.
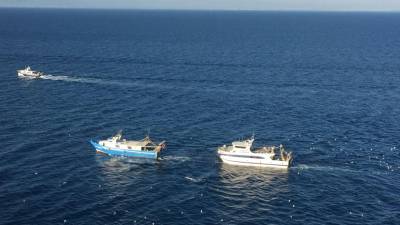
[293, 164, 357, 173]
[35, 73, 236, 94]
[184, 176, 204, 183]
[40, 74, 140, 87]
[160, 156, 191, 163]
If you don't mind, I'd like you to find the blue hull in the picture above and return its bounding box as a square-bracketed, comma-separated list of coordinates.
[89, 140, 158, 159]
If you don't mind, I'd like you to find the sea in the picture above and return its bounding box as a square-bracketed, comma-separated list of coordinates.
[0, 8, 399, 225]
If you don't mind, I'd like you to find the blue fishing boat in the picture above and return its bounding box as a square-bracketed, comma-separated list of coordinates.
[90, 130, 166, 159]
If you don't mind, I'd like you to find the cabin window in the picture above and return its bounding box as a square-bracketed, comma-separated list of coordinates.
[116, 145, 119, 148]
[128, 146, 131, 149]
[235, 146, 246, 149]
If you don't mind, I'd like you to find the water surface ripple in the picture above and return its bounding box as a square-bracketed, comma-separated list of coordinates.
[0, 9, 399, 225]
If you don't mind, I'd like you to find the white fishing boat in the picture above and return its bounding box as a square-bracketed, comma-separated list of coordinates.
[17, 66, 44, 79]
[90, 130, 166, 159]
[217, 136, 293, 168]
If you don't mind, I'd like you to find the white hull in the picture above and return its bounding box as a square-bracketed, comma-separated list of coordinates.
[18, 72, 41, 79]
[219, 153, 289, 168]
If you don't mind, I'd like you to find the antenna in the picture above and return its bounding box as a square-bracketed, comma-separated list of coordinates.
[146, 128, 151, 138]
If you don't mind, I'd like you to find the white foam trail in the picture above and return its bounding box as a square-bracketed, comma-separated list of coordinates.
[160, 156, 191, 163]
[40, 74, 149, 88]
[38, 73, 234, 94]
[41, 74, 109, 85]
[184, 176, 196, 181]
[294, 164, 356, 173]
[184, 176, 203, 183]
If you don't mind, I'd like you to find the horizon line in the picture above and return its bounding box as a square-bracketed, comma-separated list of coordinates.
[1, 6, 400, 13]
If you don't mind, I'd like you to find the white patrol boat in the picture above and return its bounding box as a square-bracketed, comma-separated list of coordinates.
[90, 130, 166, 159]
[17, 66, 44, 79]
[217, 136, 293, 168]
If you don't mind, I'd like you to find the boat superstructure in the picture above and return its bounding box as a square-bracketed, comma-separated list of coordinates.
[90, 130, 166, 159]
[217, 136, 293, 168]
[17, 66, 44, 79]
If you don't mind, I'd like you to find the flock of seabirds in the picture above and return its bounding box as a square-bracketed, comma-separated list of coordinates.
[17, 66, 294, 168]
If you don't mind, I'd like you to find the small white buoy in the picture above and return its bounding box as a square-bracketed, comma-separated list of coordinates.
[220, 219, 224, 222]
[113, 211, 117, 215]
[144, 216, 147, 219]
[63, 219, 67, 223]
[292, 204, 295, 208]
[200, 209, 203, 214]
[290, 215, 293, 219]
[288, 199, 291, 203]
[34, 172, 38, 175]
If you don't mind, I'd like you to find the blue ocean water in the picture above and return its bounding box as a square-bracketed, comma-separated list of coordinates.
[0, 8, 400, 224]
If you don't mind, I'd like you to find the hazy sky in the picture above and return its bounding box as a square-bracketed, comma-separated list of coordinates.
[1, 0, 400, 11]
